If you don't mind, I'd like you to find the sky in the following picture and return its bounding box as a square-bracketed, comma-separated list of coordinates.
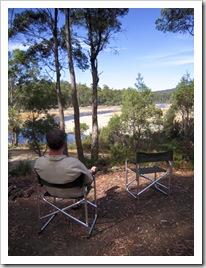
[74, 8, 194, 91]
[7, 5, 194, 92]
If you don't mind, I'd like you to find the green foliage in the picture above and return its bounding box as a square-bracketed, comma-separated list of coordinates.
[152, 89, 174, 103]
[76, 8, 129, 52]
[173, 75, 194, 109]
[8, 107, 23, 145]
[67, 142, 77, 151]
[8, 49, 39, 88]
[75, 8, 129, 162]
[98, 86, 123, 105]
[8, 49, 71, 147]
[79, 123, 89, 135]
[163, 106, 180, 140]
[72, 122, 89, 135]
[99, 74, 165, 164]
[170, 73, 194, 141]
[109, 145, 130, 165]
[22, 114, 59, 156]
[155, 8, 194, 36]
[22, 80, 59, 112]
[160, 73, 194, 168]
[82, 135, 92, 151]
[10, 160, 32, 177]
[76, 84, 92, 106]
[8, 8, 194, 168]
[121, 74, 163, 141]
[75, 83, 123, 106]
[100, 114, 133, 154]
[98, 73, 194, 168]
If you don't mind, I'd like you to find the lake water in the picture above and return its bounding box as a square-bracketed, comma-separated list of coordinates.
[8, 110, 116, 145]
[8, 132, 82, 145]
[156, 103, 170, 108]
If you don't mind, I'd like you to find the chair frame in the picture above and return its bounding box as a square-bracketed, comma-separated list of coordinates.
[125, 150, 173, 200]
[37, 175, 97, 238]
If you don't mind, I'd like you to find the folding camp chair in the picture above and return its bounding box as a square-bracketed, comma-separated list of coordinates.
[125, 150, 173, 199]
[37, 173, 97, 238]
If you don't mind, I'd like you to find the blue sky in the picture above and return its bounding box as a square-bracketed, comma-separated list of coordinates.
[7, 6, 194, 92]
[73, 8, 194, 91]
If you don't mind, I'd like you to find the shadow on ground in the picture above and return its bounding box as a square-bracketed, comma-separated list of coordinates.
[8, 168, 194, 256]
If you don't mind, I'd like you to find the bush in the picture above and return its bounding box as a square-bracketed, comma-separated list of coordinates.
[10, 160, 32, 177]
[82, 135, 92, 151]
[22, 114, 59, 156]
[67, 142, 77, 151]
[80, 123, 89, 135]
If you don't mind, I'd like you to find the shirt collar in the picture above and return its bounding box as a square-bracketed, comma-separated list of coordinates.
[46, 154, 67, 161]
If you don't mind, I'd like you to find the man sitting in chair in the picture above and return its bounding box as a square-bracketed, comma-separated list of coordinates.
[34, 128, 97, 199]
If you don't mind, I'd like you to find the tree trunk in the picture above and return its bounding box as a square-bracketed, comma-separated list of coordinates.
[12, 129, 19, 147]
[91, 57, 99, 163]
[53, 8, 68, 156]
[65, 9, 84, 162]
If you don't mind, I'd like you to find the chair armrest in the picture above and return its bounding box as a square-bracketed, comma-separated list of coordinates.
[125, 158, 136, 165]
[125, 159, 137, 172]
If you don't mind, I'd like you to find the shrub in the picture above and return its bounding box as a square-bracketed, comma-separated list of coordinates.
[10, 160, 32, 177]
[82, 135, 92, 151]
[80, 123, 89, 135]
[22, 114, 59, 156]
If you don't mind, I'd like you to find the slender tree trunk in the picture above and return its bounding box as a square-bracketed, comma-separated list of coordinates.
[65, 9, 84, 161]
[53, 8, 68, 156]
[12, 129, 19, 147]
[91, 57, 99, 163]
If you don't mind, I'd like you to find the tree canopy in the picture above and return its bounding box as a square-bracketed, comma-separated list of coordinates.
[155, 8, 194, 36]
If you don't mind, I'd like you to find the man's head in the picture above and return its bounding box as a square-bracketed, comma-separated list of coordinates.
[46, 129, 67, 151]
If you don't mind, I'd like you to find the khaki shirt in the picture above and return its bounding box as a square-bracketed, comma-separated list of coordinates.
[34, 154, 93, 198]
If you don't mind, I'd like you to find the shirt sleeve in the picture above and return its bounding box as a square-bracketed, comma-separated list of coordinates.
[76, 160, 94, 184]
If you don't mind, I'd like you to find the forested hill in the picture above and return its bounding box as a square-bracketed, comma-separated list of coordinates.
[64, 82, 175, 106]
[152, 88, 175, 103]
[153, 88, 175, 94]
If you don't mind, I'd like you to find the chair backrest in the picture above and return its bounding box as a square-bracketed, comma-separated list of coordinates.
[36, 172, 85, 189]
[136, 150, 173, 163]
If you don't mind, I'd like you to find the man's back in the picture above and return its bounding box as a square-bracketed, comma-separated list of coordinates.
[35, 154, 93, 198]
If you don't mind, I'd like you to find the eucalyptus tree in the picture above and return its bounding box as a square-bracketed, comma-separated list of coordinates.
[8, 49, 40, 145]
[76, 8, 128, 162]
[100, 74, 164, 162]
[155, 8, 194, 36]
[172, 73, 194, 141]
[8, 48, 61, 153]
[64, 8, 85, 161]
[76, 83, 92, 106]
[121, 73, 163, 145]
[9, 8, 68, 154]
[163, 73, 194, 165]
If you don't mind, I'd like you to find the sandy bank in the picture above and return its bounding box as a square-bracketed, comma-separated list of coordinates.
[49, 105, 121, 116]
[65, 110, 121, 135]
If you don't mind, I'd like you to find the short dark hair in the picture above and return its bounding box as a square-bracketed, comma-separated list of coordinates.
[46, 129, 67, 151]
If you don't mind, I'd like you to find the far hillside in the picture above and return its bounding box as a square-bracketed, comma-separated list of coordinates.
[152, 88, 175, 103]
[153, 88, 175, 94]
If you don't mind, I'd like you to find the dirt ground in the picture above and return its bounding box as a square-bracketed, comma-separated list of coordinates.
[8, 160, 194, 258]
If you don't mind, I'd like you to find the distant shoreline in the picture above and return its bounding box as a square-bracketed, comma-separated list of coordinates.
[49, 106, 121, 135]
[64, 108, 121, 135]
[64, 103, 171, 134]
[49, 105, 121, 116]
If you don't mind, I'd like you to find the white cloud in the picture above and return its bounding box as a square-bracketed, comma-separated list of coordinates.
[8, 43, 30, 51]
[136, 50, 194, 67]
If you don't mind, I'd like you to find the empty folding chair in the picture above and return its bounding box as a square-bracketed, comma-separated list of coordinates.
[125, 150, 173, 199]
[36, 173, 97, 238]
